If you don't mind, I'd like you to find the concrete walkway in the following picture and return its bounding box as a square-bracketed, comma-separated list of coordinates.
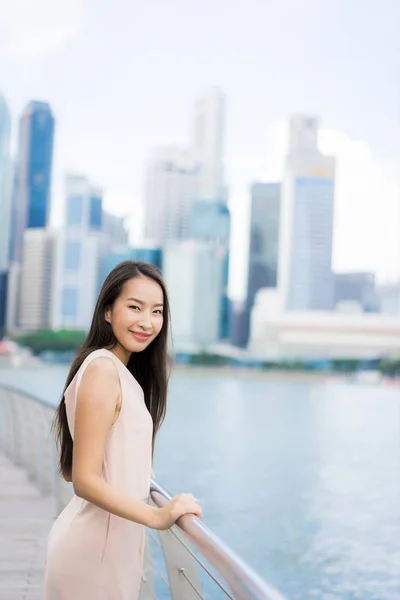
[0, 450, 56, 600]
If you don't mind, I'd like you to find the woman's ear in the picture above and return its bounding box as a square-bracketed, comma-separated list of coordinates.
[105, 309, 111, 324]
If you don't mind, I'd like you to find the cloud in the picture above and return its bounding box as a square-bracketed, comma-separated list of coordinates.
[0, 0, 85, 60]
[320, 129, 400, 282]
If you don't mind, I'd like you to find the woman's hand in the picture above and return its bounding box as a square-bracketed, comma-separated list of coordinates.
[152, 493, 202, 530]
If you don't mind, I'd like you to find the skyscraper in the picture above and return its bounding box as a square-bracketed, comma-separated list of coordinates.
[102, 245, 162, 286]
[188, 199, 231, 339]
[19, 229, 54, 331]
[11, 101, 55, 263]
[278, 116, 335, 311]
[192, 88, 225, 202]
[0, 96, 11, 270]
[238, 182, 281, 346]
[103, 211, 129, 252]
[0, 95, 12, 336]
[190, 89, 229, 336]
[248, 183, 281, 301]
[51, 175, 104, 330]
[163, 240, 225, 347]
[144, 147, 200, 243]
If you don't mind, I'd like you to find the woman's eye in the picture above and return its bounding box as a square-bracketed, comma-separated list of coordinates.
[154, 310, 163, 315]
[129, 305, 140, 310]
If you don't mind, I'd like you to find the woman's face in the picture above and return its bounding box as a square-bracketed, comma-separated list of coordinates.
[105, 276, 164, 363]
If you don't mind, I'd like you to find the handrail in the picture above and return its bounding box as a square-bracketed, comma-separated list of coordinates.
[150, 481, 287, 600]
[0, 382, 57, 410]
[0, 381, 288, 600]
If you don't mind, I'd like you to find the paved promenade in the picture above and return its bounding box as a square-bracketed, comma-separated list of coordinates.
[0, 451, 56, 600]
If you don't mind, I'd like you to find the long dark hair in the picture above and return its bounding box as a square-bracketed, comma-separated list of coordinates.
[53, 261, 170, 479]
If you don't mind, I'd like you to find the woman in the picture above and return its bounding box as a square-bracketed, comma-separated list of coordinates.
[44, 261, 202, 600]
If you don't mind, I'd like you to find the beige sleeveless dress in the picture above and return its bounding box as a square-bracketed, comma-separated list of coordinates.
[43, 348, 153, 600]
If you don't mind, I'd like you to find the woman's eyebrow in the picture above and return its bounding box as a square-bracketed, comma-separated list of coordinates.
[126, 297, 163, 307]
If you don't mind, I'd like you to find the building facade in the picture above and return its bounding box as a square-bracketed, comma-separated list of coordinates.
[278, 116, 335, 312]
[188, 199, 231, 339]
[229, 300, 249, 348]
[188, 199, 230, 240]
[103, 211, 129, 253]
[144, 147, 200, 244]
[378, 283, 400, 315]
[0, 95, 12, 336]
[51, 175, 104, 331]
[249, 288, 400, 360]
[237, 182, 281, 346]
[10, 101, 55, 263]
[163, 241, 225, 348]
[19, 229, 54, 331]
[334, 272, 379, 313]
[0, 95, 11, 271]
[102, 246, 162, 285]
[248, 183, 281, 296]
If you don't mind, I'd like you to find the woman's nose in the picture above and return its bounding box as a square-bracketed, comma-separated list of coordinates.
[137, 313, 152, 330]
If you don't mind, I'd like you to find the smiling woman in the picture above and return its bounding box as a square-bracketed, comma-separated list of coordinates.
[45, 261, 202, 600]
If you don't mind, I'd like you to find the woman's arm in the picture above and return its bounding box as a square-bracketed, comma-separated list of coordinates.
[71, 357, 159, 527]
[72, 357, 202, 530]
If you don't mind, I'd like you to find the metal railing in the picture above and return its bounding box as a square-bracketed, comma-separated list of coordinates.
[0, 383, 287, 600]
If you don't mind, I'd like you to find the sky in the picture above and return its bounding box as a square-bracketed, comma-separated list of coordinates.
[1, 0, 400, 299]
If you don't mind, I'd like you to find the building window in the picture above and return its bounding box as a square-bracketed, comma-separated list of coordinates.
[67, 195, 83, 226]
[64, 241, 81, 270]
[62, 287, 78, 317]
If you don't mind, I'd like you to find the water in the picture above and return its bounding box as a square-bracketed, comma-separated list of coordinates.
[1, 365, 399, 600]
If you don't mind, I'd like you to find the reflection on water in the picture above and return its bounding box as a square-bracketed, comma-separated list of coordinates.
[1, 365, 399, 599]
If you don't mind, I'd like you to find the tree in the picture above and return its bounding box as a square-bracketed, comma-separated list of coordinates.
[14, 330, 87, 354]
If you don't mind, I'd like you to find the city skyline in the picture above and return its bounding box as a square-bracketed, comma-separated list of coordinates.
[1, 101, 398, 298]
[1, 0, 400, 298]
[2, 94, 398, 299]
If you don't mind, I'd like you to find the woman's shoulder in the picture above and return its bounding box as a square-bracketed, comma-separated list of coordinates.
[79, 349, 122, 377]
[65, 350, 121, 411]
[66, 349, 119, 393]
[77, 355, 120, 398]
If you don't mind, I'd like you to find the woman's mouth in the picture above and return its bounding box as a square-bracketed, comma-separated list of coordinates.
[131, 332, 151, 342]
